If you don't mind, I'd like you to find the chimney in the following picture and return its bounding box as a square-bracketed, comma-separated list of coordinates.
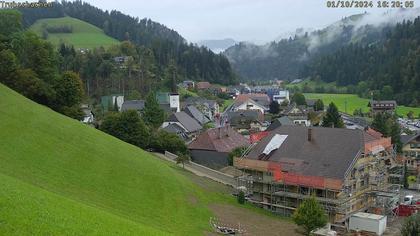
[308, 128, 313, 142]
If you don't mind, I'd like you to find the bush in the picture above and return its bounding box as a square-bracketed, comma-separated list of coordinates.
[401, 213, 420, 236]
[228, 146, 247, 166]
[100, 110, 150, 148]
[293, 196, 327, 236]
[149, 130, 187, 155]
[237, 191, 245, 204]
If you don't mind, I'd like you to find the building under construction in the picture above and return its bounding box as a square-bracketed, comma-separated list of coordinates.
[234, 126, 401, 228]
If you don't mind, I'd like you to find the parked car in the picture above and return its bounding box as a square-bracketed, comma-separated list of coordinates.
[403, 195, 414, 205]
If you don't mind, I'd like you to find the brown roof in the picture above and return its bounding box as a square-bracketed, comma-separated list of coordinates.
[369, 100, 397, 108]
[196, 82, 211, 89]
[235, 94, 270, 106]
[188, 126, 250, 153]
[245, 126, 365, 179]
[364, 128, 383, 142]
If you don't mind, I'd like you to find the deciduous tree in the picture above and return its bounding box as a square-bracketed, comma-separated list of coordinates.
[292, 197, 327, 236]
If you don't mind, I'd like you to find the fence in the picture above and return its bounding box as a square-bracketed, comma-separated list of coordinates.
[234, 157, 343, 190]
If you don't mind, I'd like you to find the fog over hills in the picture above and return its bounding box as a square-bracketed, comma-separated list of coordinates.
[224, 8, 420, 81]
[196, 38, 238, 53]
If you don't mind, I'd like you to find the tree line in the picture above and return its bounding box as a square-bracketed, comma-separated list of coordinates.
[0, 10, 84, 119]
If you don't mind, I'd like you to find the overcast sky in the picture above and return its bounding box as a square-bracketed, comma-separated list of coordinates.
[85, 0, 391, 43]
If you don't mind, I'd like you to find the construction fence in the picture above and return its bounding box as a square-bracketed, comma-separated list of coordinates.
[234, 158, 343, 190]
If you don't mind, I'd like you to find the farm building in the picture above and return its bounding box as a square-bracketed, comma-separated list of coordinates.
[196, 81, 211, 90]
[401, 132, 420, 176]
[368, 100, 397, 114]
[188, 126, 249, 169]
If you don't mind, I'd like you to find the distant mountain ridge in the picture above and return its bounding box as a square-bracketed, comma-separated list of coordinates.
[196, 38, 237, 53]
[224, 8, 420, 81]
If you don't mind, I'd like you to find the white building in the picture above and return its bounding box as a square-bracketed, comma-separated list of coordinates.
[233, 99, 268, 114]
[273, 90, 290, 104]
[169, 93, 180, 112]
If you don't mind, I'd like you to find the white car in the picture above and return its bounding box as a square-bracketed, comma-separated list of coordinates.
[403, 195, 414, 205]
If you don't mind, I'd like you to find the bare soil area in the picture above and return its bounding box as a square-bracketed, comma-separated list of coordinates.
[207, 203, 300, 236]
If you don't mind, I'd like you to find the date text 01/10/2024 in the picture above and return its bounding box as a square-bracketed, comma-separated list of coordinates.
[326, 0, 415, 8]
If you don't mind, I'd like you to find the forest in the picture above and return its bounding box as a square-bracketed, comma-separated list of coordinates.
[18, 1, 238, 86]
[224, 14, 386, 81]
[302, 17, 420, 107]
[0, 10, 84, 119]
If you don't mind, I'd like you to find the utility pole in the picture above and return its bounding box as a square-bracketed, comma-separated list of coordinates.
[345, 100, 347, 114]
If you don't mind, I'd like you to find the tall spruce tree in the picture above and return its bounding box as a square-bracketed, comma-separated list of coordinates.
[322, 102, 344, 128]
[143, 91, 165, 129]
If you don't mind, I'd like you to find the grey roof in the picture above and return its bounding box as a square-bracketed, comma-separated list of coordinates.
[246, 126, 364, 180]
[168, 112, 203, 133]
[121, 100, 145, 112]
[306, 99, 317, 107]
[401, 132, 420, 145]
[266, 116, 295, 131]
[188, 126, 250, 152]
[162, 123, 189, 140]
[159, 103, 173, 113]
[226, 110, 264, 129]
[227, 110, 263, 122]
[185, 105, 210, 125]
[183, 97, 217, 109]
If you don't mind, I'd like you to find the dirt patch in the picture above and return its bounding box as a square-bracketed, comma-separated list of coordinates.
[208, 203, 300, 236]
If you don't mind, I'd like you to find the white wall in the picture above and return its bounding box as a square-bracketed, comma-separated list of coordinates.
[349, 215, 387, 235]
[169, 94, 180, 112]
[112, 96, 124, 111]
[234, 100, 265, 114]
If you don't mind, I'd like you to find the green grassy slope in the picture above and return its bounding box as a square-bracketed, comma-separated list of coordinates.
[29, 17, 119, 49]
[304, 93, 420, 117]
[0, 83, 220, 235]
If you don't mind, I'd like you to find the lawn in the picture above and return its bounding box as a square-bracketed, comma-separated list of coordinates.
[29, 17, 119, 49]
[178, 86, 198, 97]
[304, 93, 420, 117]
[222, 99, 234, 112]
[0, 83, 295, 235]
[0, 83, 219, 235]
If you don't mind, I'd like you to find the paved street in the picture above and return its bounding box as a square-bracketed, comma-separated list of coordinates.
[152, 152, 236, 187]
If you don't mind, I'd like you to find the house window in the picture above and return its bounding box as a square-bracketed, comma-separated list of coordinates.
[410, 144, 416, 149]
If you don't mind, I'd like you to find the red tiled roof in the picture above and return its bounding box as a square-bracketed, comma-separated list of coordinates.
[188, 126, 250, 153]
[196, 82, 211, 89]
[235, 93, 269, 104]
[364, 128, 383, 141]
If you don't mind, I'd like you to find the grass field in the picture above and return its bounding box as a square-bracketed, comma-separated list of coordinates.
[29, 17, 119, 49]
[222, 99, 234, 111]
[304, 93, 420, 117]
[0, 83, 295, 235]
[0, 83, 224, 235]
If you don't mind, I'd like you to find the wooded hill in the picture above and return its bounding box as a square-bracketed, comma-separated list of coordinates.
[302, 17, 420, 107]
[19, 1, 238, 86]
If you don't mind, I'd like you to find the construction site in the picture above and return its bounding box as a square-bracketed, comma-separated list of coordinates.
[233, 126, 406, 233]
